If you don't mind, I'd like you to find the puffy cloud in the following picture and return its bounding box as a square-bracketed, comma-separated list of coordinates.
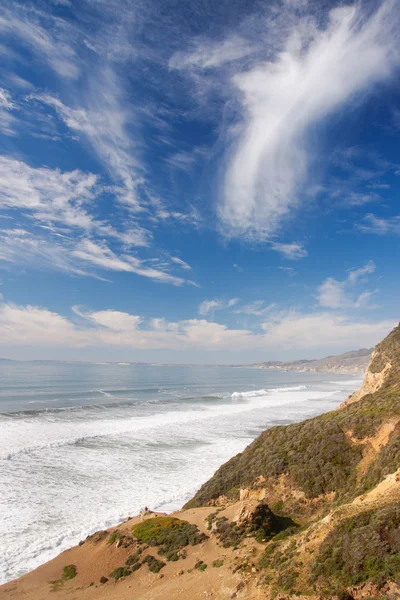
[0, 301, 394, 355]
[261, 311, 395, 350]
[317, 261, 377, 309]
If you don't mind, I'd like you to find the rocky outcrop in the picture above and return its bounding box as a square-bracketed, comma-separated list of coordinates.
[340, 350, 392, 408]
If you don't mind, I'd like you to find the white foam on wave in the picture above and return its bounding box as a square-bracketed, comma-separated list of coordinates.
[1, 386, 335, 461]
[232, 385, 307, 399]
[329, 378, 363, 386]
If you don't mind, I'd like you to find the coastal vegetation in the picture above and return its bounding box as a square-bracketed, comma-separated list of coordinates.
[132, 516, 207, 561]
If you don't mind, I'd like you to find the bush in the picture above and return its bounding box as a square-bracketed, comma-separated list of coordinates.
[109, 567, 131, 580]
[195, 560, 207, 571]
[212, 559, 224, 568]
[143, 555, 165, 573]
[125, 550, 142, 566]
[62, 565, 77, 580]
[132, 517, 207, 559]
[311, 504, 400, 589]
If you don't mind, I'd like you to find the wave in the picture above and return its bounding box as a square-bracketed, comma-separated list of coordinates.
[231, 385, 307, 399]
[329, 379, 363, 385]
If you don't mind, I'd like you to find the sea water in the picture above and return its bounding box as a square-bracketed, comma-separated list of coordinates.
[0, 360, 362, 583]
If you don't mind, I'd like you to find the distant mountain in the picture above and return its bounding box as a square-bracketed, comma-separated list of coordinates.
[247, 347, 372, 374]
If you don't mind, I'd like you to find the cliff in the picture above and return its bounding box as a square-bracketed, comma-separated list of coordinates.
[1, 325, 399, 600]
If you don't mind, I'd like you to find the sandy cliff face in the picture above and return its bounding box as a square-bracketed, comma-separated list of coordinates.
[340, 350, 392, 408]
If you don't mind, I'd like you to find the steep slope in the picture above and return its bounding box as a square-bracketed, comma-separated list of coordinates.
[1, 325, 399, 600]
[187, 325, 399, 513]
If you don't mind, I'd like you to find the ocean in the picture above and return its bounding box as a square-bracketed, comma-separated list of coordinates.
[0, 361, 362, 584]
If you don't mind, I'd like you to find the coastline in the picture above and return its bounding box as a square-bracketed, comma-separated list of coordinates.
[0, 370, 363, 586]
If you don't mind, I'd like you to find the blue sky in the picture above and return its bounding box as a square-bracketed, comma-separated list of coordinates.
[0, 0, 399, 363]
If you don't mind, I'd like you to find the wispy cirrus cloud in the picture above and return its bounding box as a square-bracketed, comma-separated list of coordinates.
[30, 89, 143, 210]
[0, 157, 194, 285]
[233, 300, 275, 316]
[0, 87, 17, 136]
[198, 298, 239, 316]
[72, 239, 188, 286]
[270, 241, 307, 260]
[170, 35, 257, 70]
[201, 0, 400, 239]
[0, 4, 80, 79]
[357, 213, 400, 235]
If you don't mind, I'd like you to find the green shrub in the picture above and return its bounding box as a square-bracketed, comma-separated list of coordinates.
[109, 567, 131, 580]
[212, 559, 224, 567]
[125, 550, 142, 566]
[195, 560, 207, 571]
[143, 555, 165, 573]
[311, 504, 400, 589]
[62, 565, 77, 580]
[107, 530, 122, 544]
[132, 517, 207, 559]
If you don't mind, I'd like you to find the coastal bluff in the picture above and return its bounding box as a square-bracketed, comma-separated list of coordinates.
[1, 323, 399, 600]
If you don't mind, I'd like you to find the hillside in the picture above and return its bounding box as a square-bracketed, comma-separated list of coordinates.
[248, 348, 372, 374]
[0, 325, 399, 600]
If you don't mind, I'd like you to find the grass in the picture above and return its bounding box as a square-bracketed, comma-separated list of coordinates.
[132, 516, 207, 559]
[212, 559, 224, 568]
[49, 564, 77, 589]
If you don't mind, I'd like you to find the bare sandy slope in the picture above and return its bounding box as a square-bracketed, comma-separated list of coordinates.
[0, 506, 264, 600]
[2, 467, 400, 600]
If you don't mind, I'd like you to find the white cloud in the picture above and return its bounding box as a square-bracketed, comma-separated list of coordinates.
[217, 1, 400, 239]
[31, 90, 142, 210]
[233, 301, 275, 316]
[170, 256, 191, 270]
[74, 308, 142, 331]
[170, 35, 256, 70]
[198, 298, 239, 315]
[0, 7, 79, 79]
[261, 311, 394, 350]
[347, 261, 376, 284]
[0, 301, 394, 355]
[270, 241, 307, 260]
[317, 261, 377, 309]
[358, 213, 400, 235]
[0, 87, 17, 136]
[72, 239, 188, 286]
[0, 156, 98, 229]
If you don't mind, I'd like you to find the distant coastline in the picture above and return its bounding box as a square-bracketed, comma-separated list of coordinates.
[0, 347, 372, 373]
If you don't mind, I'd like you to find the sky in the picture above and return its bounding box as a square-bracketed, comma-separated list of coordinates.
[0, 0, 399, 364]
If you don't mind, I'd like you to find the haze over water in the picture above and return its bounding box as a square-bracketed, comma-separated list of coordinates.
[0, 361, 362, 583]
